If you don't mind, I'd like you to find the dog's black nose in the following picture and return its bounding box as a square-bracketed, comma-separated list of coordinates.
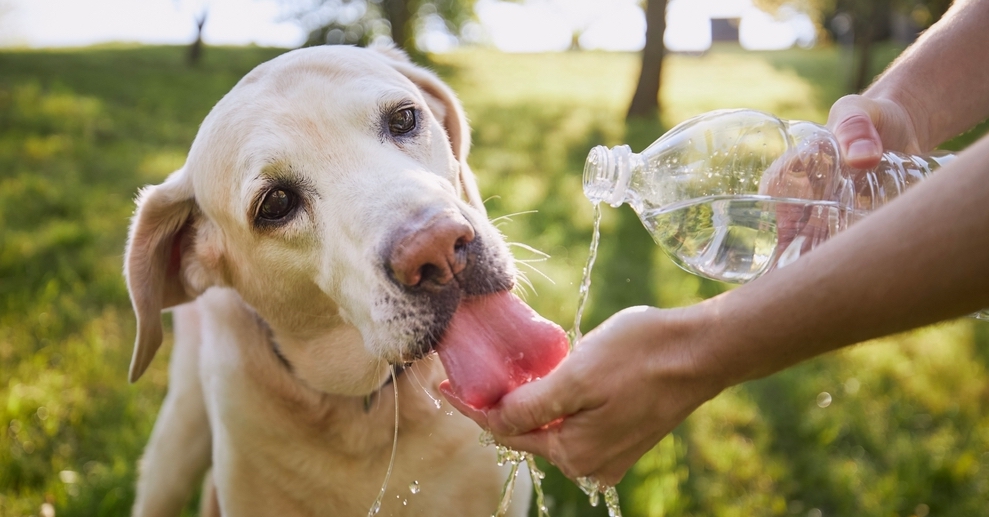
[386, 209, 475, 290]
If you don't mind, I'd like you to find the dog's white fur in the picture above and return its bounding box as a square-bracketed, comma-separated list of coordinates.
[125, 45, 530, 516]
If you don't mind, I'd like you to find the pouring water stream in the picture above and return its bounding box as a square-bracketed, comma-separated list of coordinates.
[485, 201, 623, 517]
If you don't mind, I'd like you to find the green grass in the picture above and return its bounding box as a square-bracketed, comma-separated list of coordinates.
[2, 43, 988, 517]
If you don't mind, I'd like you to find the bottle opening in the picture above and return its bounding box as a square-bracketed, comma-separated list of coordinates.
[583, 146, 613, 205]
[583, 145, 631, 207]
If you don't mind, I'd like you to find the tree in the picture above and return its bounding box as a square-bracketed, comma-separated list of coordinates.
[279, 0, 474, 54]
[840, 0, 951, 92]
[757, 0, 953, 93]
[187, 9, 208, 66]
[626, 0, 669, 121]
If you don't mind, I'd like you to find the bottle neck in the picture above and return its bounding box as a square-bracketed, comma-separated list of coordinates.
[583, 144, 637, 207]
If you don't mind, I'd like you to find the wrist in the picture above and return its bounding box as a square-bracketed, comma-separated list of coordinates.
[651, 303, 739, 398]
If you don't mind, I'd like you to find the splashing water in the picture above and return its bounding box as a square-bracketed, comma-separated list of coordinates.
[367, 366, 400, 516]
[569, 203, 622, 517]
[576, 476, 623, 517]
[480, 430, 550, 517]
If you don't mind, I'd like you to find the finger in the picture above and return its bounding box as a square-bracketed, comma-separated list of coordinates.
[587, 458, 634, 487]
[490, 427, 555, 459]
[439, 380, 489, 428]
[590, 439, 657, 486]
[486, 364, 588, 436]
[492, 424, 583, 479]
[827, 98, 883, 169]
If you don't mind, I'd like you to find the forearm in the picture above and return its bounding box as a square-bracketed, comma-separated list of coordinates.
[864, 0, 989, 150]
[697, 131, 989, 386]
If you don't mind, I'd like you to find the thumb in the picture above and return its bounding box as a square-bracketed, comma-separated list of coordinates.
[827, 97, 883, 169]
[487, 364, 585, 436]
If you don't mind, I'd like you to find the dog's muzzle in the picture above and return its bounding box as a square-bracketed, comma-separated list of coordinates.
[380, 207, 514, 361]
[386, 208, 475, 292]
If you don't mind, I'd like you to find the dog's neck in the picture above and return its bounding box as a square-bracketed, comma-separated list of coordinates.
[248, 307, 394, 398]
[257, 314, 408, 410]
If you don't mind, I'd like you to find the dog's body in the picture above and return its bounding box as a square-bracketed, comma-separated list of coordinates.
[125, 45, 530, 516]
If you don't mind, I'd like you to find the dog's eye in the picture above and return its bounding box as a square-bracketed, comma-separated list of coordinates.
[258, 188, 298, 221]
[388, 107, 417, 136]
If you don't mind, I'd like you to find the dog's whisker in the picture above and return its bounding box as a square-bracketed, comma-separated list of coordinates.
[406, 362, 431, 400]
[515, 257, 549, 265]
[512, 272, 535, 302]
[515, 268, 532, 291]
[489, 209, 538, 225]
[516, 259, 556, 286]
[506, 241, 550, 258]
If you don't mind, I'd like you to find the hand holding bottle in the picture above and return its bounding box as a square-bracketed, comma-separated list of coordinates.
[826, 94, 924, 170]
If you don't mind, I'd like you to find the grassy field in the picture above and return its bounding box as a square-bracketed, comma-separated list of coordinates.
[2, 43, 988, 517]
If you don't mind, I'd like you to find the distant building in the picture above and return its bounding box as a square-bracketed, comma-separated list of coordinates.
[665, 0, 816, 52]
[710, 17, 740, 43]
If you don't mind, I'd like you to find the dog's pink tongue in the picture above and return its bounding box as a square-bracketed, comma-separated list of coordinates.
[436, 291, 569, 410]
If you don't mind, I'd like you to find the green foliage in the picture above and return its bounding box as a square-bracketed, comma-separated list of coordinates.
[283, 0, 474, 53]
[0, 45, 286, 517]
[1, 43, 987, 517]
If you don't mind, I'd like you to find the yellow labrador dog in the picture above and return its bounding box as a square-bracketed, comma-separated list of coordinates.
[123, 45, 569, 516]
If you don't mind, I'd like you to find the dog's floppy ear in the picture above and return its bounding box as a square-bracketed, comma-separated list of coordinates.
[124, 168, 198, 382]
[373, 45, 486, 215]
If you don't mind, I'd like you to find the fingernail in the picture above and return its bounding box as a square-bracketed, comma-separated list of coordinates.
[847, 139, 880, 162]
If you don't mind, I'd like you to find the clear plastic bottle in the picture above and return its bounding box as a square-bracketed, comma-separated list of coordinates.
[583, 109, 987, 320]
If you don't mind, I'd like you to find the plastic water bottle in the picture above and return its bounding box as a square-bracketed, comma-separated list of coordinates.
[583, 109, 986, 321]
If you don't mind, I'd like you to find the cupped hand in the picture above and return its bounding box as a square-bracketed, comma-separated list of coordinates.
[827, 94, 923, 169]
[442, 305, 727, 485]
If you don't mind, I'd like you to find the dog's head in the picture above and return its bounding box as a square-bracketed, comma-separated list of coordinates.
[125, 45, 515, 394]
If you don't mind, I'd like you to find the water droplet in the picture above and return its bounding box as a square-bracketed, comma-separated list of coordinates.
[409, 481, 420, 494]
[844, 377, 860, 395]
[479, 430, 496, 446]
[368, 501, 381, 515]
[402, 499, 408, 506]
[433, 399, 442, 409]
[816, 392, 832, 408]
[445, 411, 454, 416]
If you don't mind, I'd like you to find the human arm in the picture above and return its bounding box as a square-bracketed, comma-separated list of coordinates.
[829, 0, 989, 168]
[447, 131, 989, 485]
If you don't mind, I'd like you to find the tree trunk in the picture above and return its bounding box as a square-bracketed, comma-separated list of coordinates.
[849, 0, 889, 92]
[382, 0, 414, 52]
[850, 10, 875, 91]
[627, 0, 668, 121]
[187, 11, 207, 66]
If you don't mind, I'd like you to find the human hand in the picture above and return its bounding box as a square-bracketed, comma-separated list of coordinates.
[757, 94, 924, 268]
[441, 305, 726, 485]
[826, 94, 923, 170]
[758, 128, 842, 266]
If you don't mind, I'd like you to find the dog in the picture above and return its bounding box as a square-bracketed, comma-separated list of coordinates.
[124, 44, 533, 516]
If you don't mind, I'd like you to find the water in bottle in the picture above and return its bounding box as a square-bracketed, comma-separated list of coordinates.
[582, 109, 986, 320]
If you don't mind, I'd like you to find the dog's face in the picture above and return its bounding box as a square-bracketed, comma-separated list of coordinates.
[125, 46, 514, 394]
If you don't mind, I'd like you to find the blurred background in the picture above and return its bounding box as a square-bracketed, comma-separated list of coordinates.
[2, 0, 989, 516]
